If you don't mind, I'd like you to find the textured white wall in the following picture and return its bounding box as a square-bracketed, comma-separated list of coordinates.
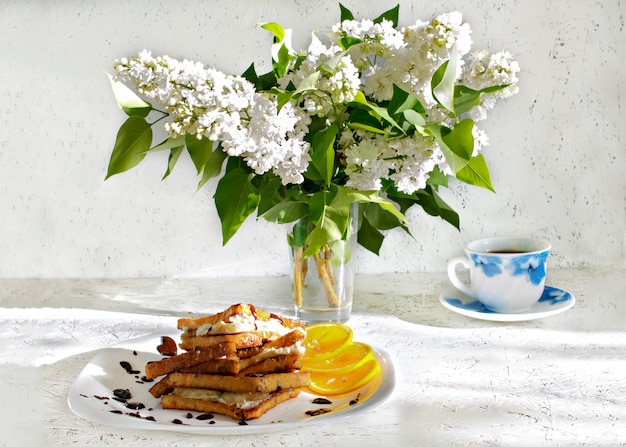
[0, 0, 624, 279]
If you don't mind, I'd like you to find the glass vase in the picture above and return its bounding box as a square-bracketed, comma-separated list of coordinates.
[287, 208, 357, 324]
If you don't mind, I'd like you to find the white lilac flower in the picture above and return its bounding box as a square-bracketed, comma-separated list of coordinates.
[387, 135, 439, 194]
[432, 145, 453, 176]
[472, 126, 489, 156]
[280, 34, 361, 118]
[342, 132, 443, 194]
[115, 51, 312, 185]
[343, 138, 390, 191]
[408, 12, 473, 61]
[329, 19, 404, 70]
[359, 11, 472, 115]
[462, 50, 520, 92]
[460, 50, 520, 121]
[222, 96, 312, 184]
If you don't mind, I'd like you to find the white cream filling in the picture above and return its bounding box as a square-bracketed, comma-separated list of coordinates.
[191, 313, 293, 336]
[173, 388, 270, 410]
[240, 341, 305, 369]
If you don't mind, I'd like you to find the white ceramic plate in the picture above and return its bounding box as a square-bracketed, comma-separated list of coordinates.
[439, 285, 575, 322]
[68, 330, 395, 435]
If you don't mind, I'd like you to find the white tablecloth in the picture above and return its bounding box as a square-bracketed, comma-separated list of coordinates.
[1, 268, 625, 446]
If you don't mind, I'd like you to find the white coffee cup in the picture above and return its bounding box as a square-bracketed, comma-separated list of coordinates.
[447, 237, 551, 313]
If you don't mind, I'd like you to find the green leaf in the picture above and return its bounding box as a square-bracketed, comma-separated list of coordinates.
[275, 42, 293, 78]
[256, 176, 283, 216]
[303, 202, 350, 257]
[403, 109, 426, 128]
[105, 115, 152, 179]
[347, 122, 387, 135]
[327, 238, 353, 266]
[455, 153, 495, 192]
[242, 63, 278, 91]
[309, 190, 329, 224]
[339, 3, 355, 21]
[105, 72, 151, 117]
[425, 165, 450, 189]
[214, 168, 260, 244]
[295, 71, 321, 93]
[388, 84, 426, 117]
[332, 186, 407, 224]
[319, 49, 350, 76]
[310, 125, 338, 186]
[374, 4, 400, 27]
[357, 216, 385, 255]
[197, 143, 228, 190]
[303, 162, 323, 182]
[162, 146, 184, 180]
[259, 21, 285, 42]
[426, 119, 474, 174]
[288, 218, 312, 247]
[380, 180, 457, 231]
[259, 22, 295, 78]
[185, 134, 213, 175]
[351, 90, 368, 106]
[261, 200, 308, 224]
[351, 98, 404, 134]
[431, 46, 458, 115]
[273, 89, 295, 112]
[425, 126, 458, 168]
[338, 36, 363, 50]
[148, 136, 186, 153]
[453, 85, 482, 116]
[362, 202, 404, 230]
[454, 84, 511, 116]
[415, 187, 460, 230]
[442, 119, 474, 160]
[348, 107, 386, 133]
[271, 71, 320, 111]
[241, 63, 259, 85]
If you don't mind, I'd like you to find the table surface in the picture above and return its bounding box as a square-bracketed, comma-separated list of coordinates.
[1, 268, 625, 447]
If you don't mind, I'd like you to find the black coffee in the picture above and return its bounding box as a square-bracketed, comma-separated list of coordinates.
[484, 250, 527, 254]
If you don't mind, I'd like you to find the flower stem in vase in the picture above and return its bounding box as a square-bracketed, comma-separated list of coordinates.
[293, 246, 304, 307]
[301, 255, 308, 284]
[313, 251, 340, 307]
[323, 244, 338, 285]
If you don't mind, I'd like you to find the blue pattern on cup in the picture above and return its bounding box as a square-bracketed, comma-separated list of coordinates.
[470, 251, 549, 284]
[470, 254, 503, 277]
[505, 252, 549, 285]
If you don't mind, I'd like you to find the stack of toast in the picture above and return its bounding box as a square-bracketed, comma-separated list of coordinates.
[146, 303, 311, 421]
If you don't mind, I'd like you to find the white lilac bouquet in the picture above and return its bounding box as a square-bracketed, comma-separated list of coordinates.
[105, 4, 519, 265]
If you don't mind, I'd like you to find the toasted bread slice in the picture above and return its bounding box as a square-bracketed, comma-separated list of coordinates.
[161, 388, 304, 420]
[145, 342, 237, 379]
[148, 361, 305, 398]
[177, 303, 253, 330]
[239, 353, 301, 376]
[178, 303, 303, 336]
[179, 332, 267, 351]
[237, 328, 305, 359]
[178, 356, 241, 376]
[148, 374, 174, 398]
[165, 371, 310, 393]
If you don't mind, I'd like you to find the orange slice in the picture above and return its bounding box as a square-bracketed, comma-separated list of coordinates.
[307, 357, 381, 396]
[303, 322, 353, 359]
[301, 341, 374, 372]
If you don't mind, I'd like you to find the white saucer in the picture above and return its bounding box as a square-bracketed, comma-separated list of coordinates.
[439, 285, 575, 322]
